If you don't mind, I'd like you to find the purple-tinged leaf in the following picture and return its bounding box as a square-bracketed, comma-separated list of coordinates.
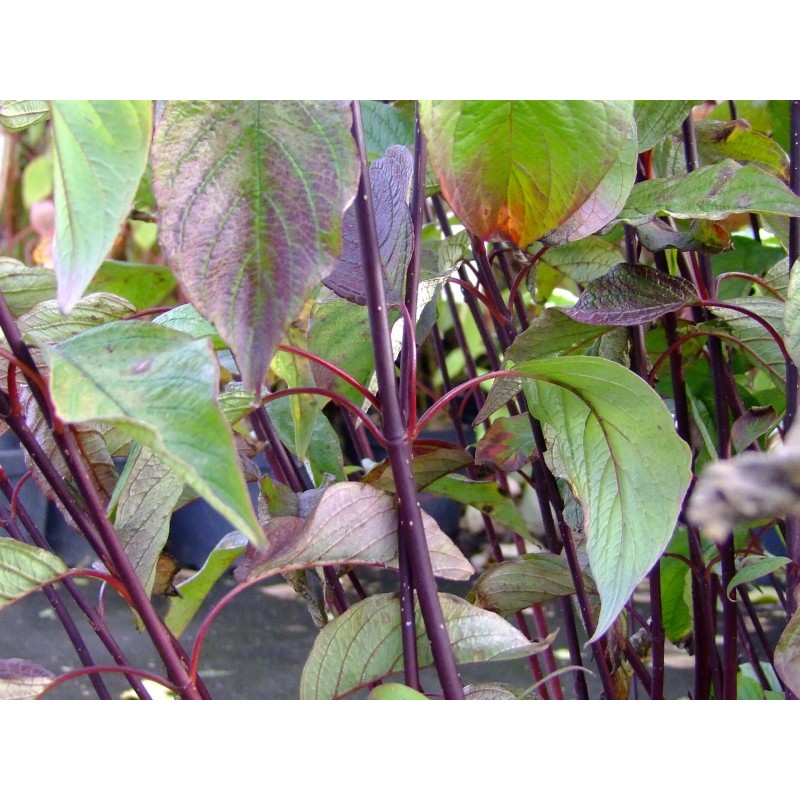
[50, 101, 152, 312]
[300, 592, 553, 699]
[235, 482, 473, 583]
[731, 406, 778, 453]
[541, 121, 637, 245]
[0, 658, 54, 700]
[475, 415, 536, 472]
[151, 101, 360, 392]
[323, 145, 413, 305]
[564, 263, 698, 326]
[362, 441, 473, 492]
[421, 101, 633, 247]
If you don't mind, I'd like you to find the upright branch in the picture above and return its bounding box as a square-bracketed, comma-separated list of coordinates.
[349, 101, 464, 699]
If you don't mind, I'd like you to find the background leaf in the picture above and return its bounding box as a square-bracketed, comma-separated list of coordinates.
[165, 532, 248, 637]
[0, 539, 67, 608]
[0, 658, 54, 700]
[45, 320, 264, 547]
[151, 100, 360, 392]
[421, 101, 633, 246]
[775, 607, 800, 698]
[469, 553, 587, 616]
[300, 592, 551, 699]
[50, 101, 152, 311]
[110, 446, 185, 595]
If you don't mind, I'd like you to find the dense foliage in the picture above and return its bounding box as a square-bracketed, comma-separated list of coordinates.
[1, 99, 799, 699]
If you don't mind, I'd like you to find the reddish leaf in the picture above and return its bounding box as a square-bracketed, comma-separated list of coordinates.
[475, 415, 537, 472]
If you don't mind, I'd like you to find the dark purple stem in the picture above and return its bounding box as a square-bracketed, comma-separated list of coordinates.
[785, 101, 800, 638]
[683, 113, 738, 700]
[351, 101, 463, 698]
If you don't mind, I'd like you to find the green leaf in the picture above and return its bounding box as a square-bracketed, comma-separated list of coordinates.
[308, 298, 377, 407]
[515, 356, 692, 639]
[44, 320, 264, 547]
[541, 121, 638, 244]
[360, 101, 414, 161]
[20, 292, 137, 349]
[22, 153, 53, 208]
[620, 160, 800, 226]
[530, 236, 626, 284]
[0, 100, 49, 132]
[469, 553, 585, 616]
[265, 395, 346, 484]
[727, 556, 791, 599]
[695, 120, 790, 182]
[0, 539, 68, 608]
[474, 415, 537, 472]
[634, 101, 695, 153]
[564, 263, 698, 326]
[271, 329, 326, 462]
[165, 532, 248, 637]
[50, 101, 152, 311]
[88, 261, 176, 310]
[775, 607, 800, 698]
[660, 532, 693, 646]
[151, 100, 360, 393]
[425, 474, 531, 541]
[236, 482, 473, 582]
[111, 446, 185, 595]
[0, 259, 176, 316]
[0, 258, 58, 316]
[506, 309, 613, 364]
[784, 267, 800, 368]
[0, 658, 54, 700]
[153, 304, 225, 347]
[300, 592, 552, 699]
[421, 101, 633, 247]
[367, 683, 430, 700]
